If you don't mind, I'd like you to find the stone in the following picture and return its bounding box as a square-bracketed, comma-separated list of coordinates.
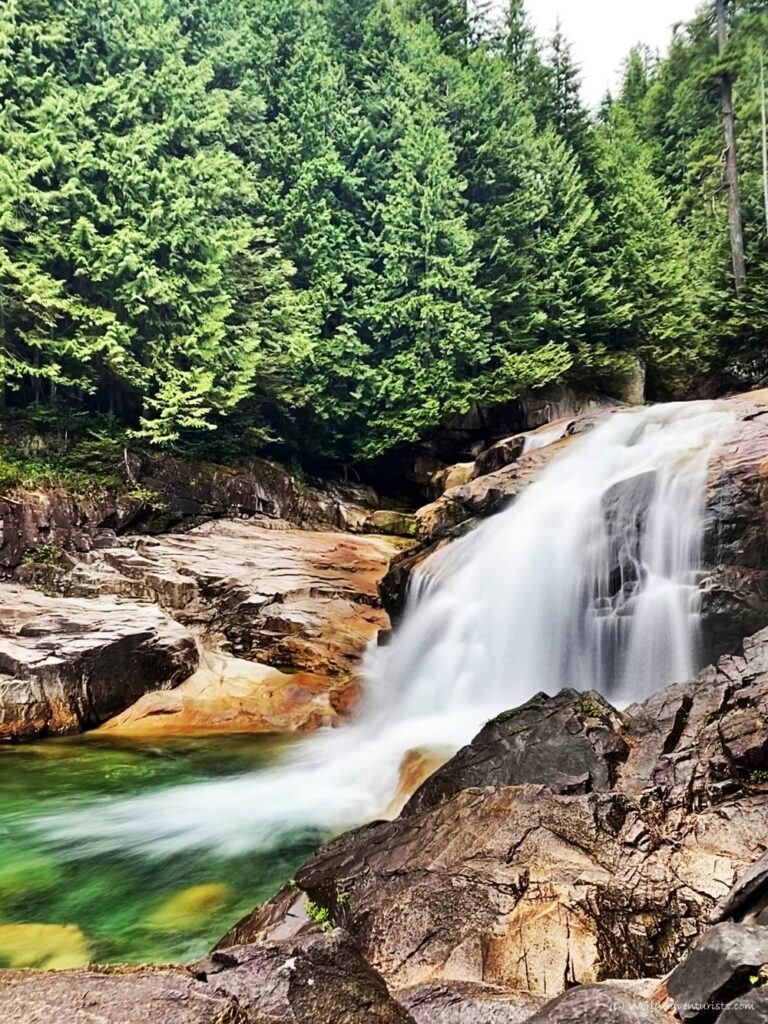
[364, 510, 418, 538]
[718, 986, 768, 1023]
[0, 930, 416, 1024]
[55, 521, 401, 681]
[526, 984, 669, 1023]
[0, 585, 197, 740]
[0, 923, 90, 970]
[404, 690, 629, 817]
[666, 923, 768, 1023]
[434, 462, 474, 494]
[0, 489, 145, 575]
[146, 884, 230, 931]
[396, 981, 544, 1023]
[99, 651, 341, 736]
[713, 849, 768, 924]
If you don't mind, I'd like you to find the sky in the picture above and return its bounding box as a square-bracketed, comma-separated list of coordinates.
[524, 0, 704, 107]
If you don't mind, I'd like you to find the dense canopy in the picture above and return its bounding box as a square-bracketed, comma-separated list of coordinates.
[0, 0, 766, 462]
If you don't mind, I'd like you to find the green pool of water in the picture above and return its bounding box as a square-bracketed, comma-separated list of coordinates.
[0, 734, 318, 967]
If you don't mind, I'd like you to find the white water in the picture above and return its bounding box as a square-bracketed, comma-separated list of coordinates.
[42, 402, 736, 857]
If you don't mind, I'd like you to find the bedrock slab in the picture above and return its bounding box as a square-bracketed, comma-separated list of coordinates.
[0, 584, 197, 740]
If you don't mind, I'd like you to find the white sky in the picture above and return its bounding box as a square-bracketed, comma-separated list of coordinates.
[523, 0, 705, 107]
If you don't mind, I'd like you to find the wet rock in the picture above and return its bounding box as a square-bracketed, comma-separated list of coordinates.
[666, 922, 768, 1023]
[433, 463, 474, 494]
[404, 690, 628, 817]
[526, 984, 668, 1023]
[471, 433, 528, 478]
[396, 981, 544, 1023]
[99, 650, 342, 737]
[0, 585, 197, 740]
[0, 929, 416, 1024]
[718, 986, 768, 1022]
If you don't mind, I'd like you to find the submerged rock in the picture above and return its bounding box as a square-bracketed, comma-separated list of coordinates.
[0, 585, 197, 740]
[0, 929, 416, 1024]
[0, 923, 90, 970]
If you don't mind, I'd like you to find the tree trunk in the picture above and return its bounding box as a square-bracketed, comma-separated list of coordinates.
[761, 54, 768, 236]
[716, 0, 746, 294]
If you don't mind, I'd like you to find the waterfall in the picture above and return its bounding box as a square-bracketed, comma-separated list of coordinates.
[41, 401, 735, 857]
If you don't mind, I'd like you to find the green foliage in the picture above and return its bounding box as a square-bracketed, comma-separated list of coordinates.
[304, 898, 333, 932]
[2, 0, 765, 468]
[21, 541, 63, 566]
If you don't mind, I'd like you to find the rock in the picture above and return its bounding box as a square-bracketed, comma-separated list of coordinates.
[147, 883, 230, 931]
[471, 417, 584, 479]
[364, 511, 418, 538]
[404, 690, 629, 817]
[55, 521, 402, 681]
[434, 463, 475, 494]
[713, 849, 768, 924]
[0, 923, 90, 970]
[0, 585, 197, 740]
[526, 984, 668, 1023]
[139, 453, 301, 529]
[396, 981, 544, 1022]
[612, 356, 647, 406]
[0, 489, 145, 574]
[471, 433, 528, 478]
[0, 930, 416, 1024]
[99, 651, 341, 736]
[666, 923, 768, 1023]
[228, 635, 768, 997]
[718, 986, 768, 1022]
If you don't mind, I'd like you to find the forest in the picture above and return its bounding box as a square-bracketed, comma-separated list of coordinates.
[1, 0, 767, 466]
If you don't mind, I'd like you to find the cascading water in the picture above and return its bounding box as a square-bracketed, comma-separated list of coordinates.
[41, 401, 736, 858]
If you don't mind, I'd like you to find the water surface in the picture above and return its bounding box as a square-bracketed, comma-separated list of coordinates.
[0, 734, 317, 965]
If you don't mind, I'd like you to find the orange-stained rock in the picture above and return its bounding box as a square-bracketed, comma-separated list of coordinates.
[100, 651, 351, 736]
[55, 521, 407, 680]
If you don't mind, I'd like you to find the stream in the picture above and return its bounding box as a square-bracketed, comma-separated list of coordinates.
[0, 735, 317, 966]
[2, 400, 740, 967]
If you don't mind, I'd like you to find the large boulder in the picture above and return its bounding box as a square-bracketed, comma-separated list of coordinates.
[397, 981, 544, 1022]
[0, 929, 416, 1024]
[223, 635, 768, 998]
[404, 690, 628, 816]
[526, 984, 669, 1023]
[0, 585, 197, 740]
[666, 923, 768, 1023]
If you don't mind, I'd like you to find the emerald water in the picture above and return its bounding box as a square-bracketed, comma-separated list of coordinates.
[0, 734, 318, 968]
